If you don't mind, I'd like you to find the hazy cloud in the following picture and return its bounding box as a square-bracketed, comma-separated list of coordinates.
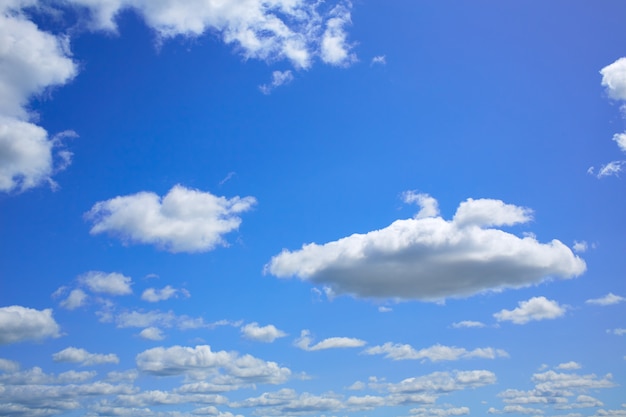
[451, 320, 486, 329]
[86, 185, 257, 253]
[266, 196, 585, 301]
[494, 296, 566, 324]
[364, 343, 508, 362]
[141, 285, 187, 302]
[259, 70, 294, 94]
[0, 306, 61, 344]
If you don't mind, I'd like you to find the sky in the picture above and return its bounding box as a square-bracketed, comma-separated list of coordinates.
[1, 1, 626, 416]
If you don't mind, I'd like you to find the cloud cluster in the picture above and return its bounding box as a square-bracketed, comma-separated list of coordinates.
[364, 343, 508, 362]
[0, 4, 77, 192]
[86, 185, 257, 253]
[0, 305, 61, 344]
[135, 345, 291, 385]
[266, 196, 585, 301]
[54, 270, 133, 310]
[493, 296, 566, 324]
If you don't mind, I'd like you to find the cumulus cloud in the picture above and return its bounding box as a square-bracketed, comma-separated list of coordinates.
[410, 406, 470, 416]
[135, 345, 291, 385]
[141, 285, 186, 302]
[294, 330, 366, 351]
[266, 195, 585, 301]
[241, 322, 287, 343]
[52, 347, 119, 366]
[585, 293, 625, 306]
[494, 296, 566, 324]
[0, 7, 77, 193]
[0, 306, 61, 344]
[86, 185, 257, 253]
[556, 361, 581, 371]
[79, 271, 133, 295]
[601, 57, 626, 100]
[386, 370, 497, 394]
[259, 70, 294, 94]
[364, 342, 508, 362]
[572, 241, 588, 253]
[402, 191, 440, 219]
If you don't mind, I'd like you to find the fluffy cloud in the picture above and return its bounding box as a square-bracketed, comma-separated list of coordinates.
[141, 285, 187, 302]
[0, 6, 77, 192]
[136, 345, 291, 385]
[59, 288, 88, 310]
[138, 327, 165, 341]
[494, 296, 566, 324]
[232, 389, 343, 415]
[79, 271, 133, 295]
[266, 196, 585, 300]
[585, 293, 625, 306]
[386, 370, 497, 394]
[556, 361, 582, 371]
[52, 347, 119, 366]
[0, 306, 61, 344]
[241, 322, 287, 343]
[601, 57, 626, 100]
[364, 343, 508, 362]
[86, 185, 257, 253]
[67, 0, 355, 69]
[294, 330, 366, 351]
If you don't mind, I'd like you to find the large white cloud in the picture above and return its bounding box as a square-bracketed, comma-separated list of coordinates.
[135, 345, 291, 385]
[266, 196, 585, 301]
[86, 185, 257, 253]
[0, 7, 77, 192]
[493, 296, 566, 325]
[0, 306, 61, 344]
[67, 0, 355, 69]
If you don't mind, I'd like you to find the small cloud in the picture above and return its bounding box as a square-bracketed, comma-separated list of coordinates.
[79, 271, 133, 296]
[607, 328, 626, 336]
[371, 55, 386, 65]
[378, 306, 392, 313]
[259, 70, 294, 95]
[572, 241, 588, 253]
[586, 293, 626, 306]
[364, 342, 508, 362]
[494, 296, 567, 324]
[556, 361, 582, 370]
[613, 133, 626, 153]
[452, 320, 486, 329]
[59, 288, 88, 310]
[597, 161, 625, 178]
[219, 171, 236, 186]
[52, 347, 119, 366]
[141, 285, 187, 302]
[0, 306, 61, 344]
[402, 191, 439, 219]
[138, 327, 165, 341]
[241, 322, 287, 343]
[295, 330, 366, 351]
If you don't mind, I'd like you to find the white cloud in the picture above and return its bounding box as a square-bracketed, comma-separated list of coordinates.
[410, 407, 470, 416]
[259, 70, 294, 94]
[241, 322, 287, 343]
[59, 288, 88, 310]
[138, 327, 165, 341]
[613, 133, 626, 153]
[451, 320, 486, 329]
[371, 55, 386, 65]
[135, 345, 291, 385]
[0, 358, 20, 372]
[0, 306, 61, 344]
[402, 191, 440, 219]
[68, 0, 355, 70]
[141, 285, 183, 302]
[601, 57, 626, 101]
[556, 361, 581, 371]
[572, 241, 588, 253]
[0, 7, 77, 193]
[378, 306, 392, 313]
[52, 347, 119, 366]
[232, 389, 343, 415]
[607, 328, 626, 336]
[387, 370, 497, 394]
[320, 3, 356, 66]
[364, 342, 508, 362]
[294, 330, 366, 351]
[86, 185, 257, 253]
[494, 296, 566, 324]
[585, 293, 625, 306]
[266, 196, 585, 301]
[79, 271, 133, 295]
[597, 161, 625, 178]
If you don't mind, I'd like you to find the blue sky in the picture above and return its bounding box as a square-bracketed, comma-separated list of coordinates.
[1, 1, 626, 416]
